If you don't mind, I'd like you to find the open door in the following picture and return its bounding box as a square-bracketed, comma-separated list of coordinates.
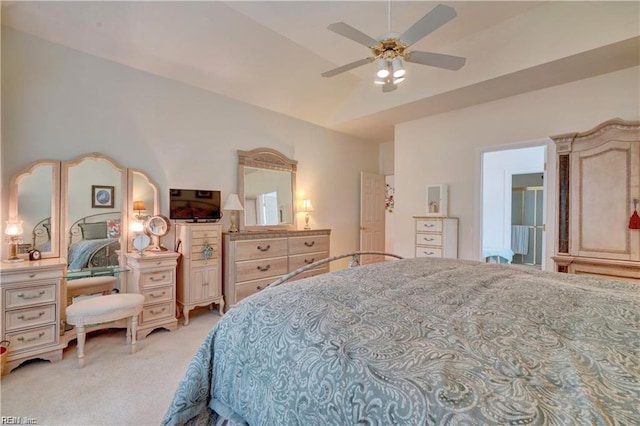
[360, 172, 385, 264]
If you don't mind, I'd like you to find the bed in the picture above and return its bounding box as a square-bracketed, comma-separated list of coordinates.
[163, 255, 640, 425]
[67, 212, 121, 270]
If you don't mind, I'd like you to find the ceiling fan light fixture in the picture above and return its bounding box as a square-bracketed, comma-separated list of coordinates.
[393, 76, 405, 84]
[376, 58, 390, 78]
[374, 78, 386, 85]
[392, 58, 405, 78]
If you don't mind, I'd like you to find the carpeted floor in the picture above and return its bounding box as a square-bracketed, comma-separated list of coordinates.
[0, 308, 220, 426]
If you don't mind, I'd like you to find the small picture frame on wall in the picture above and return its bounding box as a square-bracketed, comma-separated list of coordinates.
[92, 185, 115, 208]
[425, 184, 448, 217]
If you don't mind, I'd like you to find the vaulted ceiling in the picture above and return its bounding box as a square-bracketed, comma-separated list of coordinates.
[2, 1, 638, 143]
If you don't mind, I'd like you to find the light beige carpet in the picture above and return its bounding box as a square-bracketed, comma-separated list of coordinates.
[0, 308, 220, 426]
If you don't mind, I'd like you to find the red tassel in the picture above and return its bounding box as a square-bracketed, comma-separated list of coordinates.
[630, 199, 640, 229]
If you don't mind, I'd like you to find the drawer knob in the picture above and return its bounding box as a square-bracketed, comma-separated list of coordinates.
[304, 241, 315, 247]
[304, 258, 315, 264]
[17, 332, 45, 343]
[256, 264, 271, 272]
[150, 291, 166, 298]
[18, 311, 46, 321]
[423, 251, 435, 255]
[29, 273, 36, 278]
[257, 244, 271, 252]
[17, 290, 46, 300]
[150, 307, 167, 315]
[150, 275, 166, 281]
[155, 261, 162, 265]
[423, 238, 435, 242]
[423, 224, 435, 228]
[257, 285, 265, 290]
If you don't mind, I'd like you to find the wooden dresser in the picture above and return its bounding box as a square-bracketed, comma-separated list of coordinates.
[175, 222, 224, 324]
[552, 119, 640, 282]
[1, 258, 67, 374]
[125, 251, 180, 339]
[413, 216, 458, 258]
[223, 229, 331, 308]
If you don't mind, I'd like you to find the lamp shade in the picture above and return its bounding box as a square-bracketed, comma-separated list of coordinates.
[5, 220, 23, 236]
[300, 199, 315, 212]
[133, 201, 147, 212]
[224, 194, 244, 211]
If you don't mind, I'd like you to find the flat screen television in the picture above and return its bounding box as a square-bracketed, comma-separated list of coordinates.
[169, 189, 222, 222]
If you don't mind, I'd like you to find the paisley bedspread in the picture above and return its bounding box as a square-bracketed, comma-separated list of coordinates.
[163, 258, 640, 425]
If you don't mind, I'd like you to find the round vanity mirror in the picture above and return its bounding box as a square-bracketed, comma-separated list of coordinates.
[145, 215, 171, 237]
[145, 215, 170, 251]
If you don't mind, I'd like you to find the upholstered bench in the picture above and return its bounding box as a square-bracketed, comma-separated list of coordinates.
[65, 293, 145, 368]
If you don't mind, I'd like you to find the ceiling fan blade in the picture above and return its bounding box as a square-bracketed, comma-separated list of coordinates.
[382, 82, 397, 93]
[321, 58, 373, 78]
[327, 22, 379, 48]
[405, 51, 466, 71]
[398, 4, 457, 47]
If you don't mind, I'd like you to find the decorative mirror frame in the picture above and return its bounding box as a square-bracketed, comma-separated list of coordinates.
[8, 159, 61, 259]
[128, 168, 160, 253]
[238, 148, 297, 231]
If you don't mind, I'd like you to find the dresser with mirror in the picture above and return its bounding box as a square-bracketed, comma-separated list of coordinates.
[222, 148, 331, 310]
[1, 153, 176, 373]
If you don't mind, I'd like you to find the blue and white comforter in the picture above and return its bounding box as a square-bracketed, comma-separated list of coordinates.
[163, 258, 640, 425]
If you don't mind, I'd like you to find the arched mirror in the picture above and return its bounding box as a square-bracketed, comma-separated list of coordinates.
[128, 169, 159, 252]
[238, 148, 297, 231]
[8, 160, 61, 259]
[62, 153, 127, 271]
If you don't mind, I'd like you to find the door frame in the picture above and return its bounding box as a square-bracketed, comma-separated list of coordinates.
[476, 138, 557, 271]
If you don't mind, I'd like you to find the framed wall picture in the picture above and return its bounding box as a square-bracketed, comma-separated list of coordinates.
[92, 185, 115, 208]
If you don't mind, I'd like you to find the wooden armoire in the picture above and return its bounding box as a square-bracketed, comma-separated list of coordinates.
[552, 118, 640, 282]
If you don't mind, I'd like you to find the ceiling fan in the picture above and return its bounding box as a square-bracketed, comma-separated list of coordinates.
[321, 3, 466, 92]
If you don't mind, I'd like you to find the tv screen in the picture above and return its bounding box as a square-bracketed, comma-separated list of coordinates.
[169, 189, 221, 221]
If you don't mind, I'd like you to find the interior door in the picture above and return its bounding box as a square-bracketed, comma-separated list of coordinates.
[360, 172, 385, 264]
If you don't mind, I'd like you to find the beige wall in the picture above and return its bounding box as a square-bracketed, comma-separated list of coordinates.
[1, 28, 379, 266]
[394, 66, 640, 262]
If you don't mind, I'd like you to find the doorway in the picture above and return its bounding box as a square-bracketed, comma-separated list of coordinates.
[511, 174, 544, 268]
[481, 145, 546, 269]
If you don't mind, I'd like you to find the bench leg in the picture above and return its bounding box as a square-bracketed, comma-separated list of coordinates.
[76, 324, 86, 368]
[130, 315, 138, 354]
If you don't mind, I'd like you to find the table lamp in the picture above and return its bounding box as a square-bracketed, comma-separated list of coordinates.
[223, 194, 244, 233]
[300, 199, 314, 230]
[5, 220, 24, 262]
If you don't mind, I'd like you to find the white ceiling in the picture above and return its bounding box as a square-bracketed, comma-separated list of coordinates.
[2, 1, 639, 143]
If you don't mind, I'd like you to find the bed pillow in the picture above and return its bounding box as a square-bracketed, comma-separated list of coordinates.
[79, 222, 108, 240]
[106, 219, 121, 239]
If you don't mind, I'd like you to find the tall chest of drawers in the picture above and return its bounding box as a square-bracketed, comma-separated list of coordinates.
[175, 222, 224, 324]
[1, 258, 67, 374]
[223, 229, 331, 309]
[414, 216, 458, 258]
[125, 251, 180, 339]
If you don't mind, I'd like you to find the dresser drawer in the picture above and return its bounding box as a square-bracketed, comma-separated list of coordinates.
[1, 269, 61, 285]
[191, 227, 220, 240]
[5, 284, 57, 309]
[416, 219, 443, 232]
[141, 270, 174, 287]
[416, 247, 443, 258]
[142, 284, 174, 305]
[415, 234, 443, 246]
[289, 252, 329, 271]
[6, 324, 57, 353]
[289, 235, 330, 255]
[235, 277, 275, 303]
[5, 304, 57, 332]
[289, 266, 330, 281]
[141, 301, 174, 323]
[191, 240, 219, 261]
[236, 238, 288, 261]
[236, 256, 288, 282]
